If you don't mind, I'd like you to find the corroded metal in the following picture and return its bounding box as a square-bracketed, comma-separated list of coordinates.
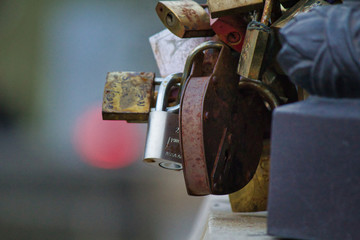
[208, 0, 264, 18]
[260, 0, 274, 25]
[102, 72, 154, 123]
[229, 140, 270, 212]
[156, 1, 214, 38]
[180, 42, 267, 195]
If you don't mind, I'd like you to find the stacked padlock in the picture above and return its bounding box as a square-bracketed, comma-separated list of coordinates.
[102, 0, 338, 212]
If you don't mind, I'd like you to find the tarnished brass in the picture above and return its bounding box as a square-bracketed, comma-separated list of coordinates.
[229, 141, 270, 212]
[102, 72, 154, 123]
[156, 1, 214, 38]
[237, 0, 274, 80]
[208, 0, 264, 18]
[272, 0, 330, 31]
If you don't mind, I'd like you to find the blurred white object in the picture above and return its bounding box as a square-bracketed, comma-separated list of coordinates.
[149, 29, 214, 77]
[189, 195, 273, 240]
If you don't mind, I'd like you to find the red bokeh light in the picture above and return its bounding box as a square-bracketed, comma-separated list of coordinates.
[73, 105, 143, 169]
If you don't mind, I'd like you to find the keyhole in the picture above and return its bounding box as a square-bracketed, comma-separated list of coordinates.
[166, 12, 175, 27]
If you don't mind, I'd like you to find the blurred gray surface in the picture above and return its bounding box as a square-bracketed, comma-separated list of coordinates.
[0, 0, 203, 239]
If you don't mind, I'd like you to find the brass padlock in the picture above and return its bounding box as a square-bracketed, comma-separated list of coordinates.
[143, 73, 183, 170]
[102, 72, 155, 123]
[229, 140, 270, 212]
[272, 0, 330, 31]
[237, 0, 274, 80]
[207, 0, 264, 18]
[156, 1, 215, 38]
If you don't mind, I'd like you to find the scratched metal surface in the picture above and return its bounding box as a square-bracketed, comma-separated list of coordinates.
[102, 71, 154, 122]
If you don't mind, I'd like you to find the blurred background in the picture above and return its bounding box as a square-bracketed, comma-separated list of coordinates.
[0, 0, 204, 239]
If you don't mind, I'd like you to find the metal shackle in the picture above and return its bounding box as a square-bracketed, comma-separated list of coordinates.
[167, 41, 225, 113]
[155, 72, 182, 112]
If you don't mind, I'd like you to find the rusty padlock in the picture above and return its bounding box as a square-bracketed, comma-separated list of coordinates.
[208, 0, 264, 18]
[179, 41, 273, 196]
[226, 75, 283, 211]
[156, 1, 214, 38]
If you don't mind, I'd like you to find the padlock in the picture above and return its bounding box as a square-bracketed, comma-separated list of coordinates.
[149, 29, 216, 78]
[102, 72, 155, 123]
[155, 1, 215, 38]
[210, 15, 248, 53]
[271, 0, 330, 31]
[237, 0, 274, 80]
[179, 41, 273, 196]
[227, 77, 284, 211]
[207, 0, 264, 18]
[143, 72, 183, 171]
[229, 140, 270, 212]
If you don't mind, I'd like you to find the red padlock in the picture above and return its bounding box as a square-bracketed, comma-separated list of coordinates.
[210, 15, 248, 53]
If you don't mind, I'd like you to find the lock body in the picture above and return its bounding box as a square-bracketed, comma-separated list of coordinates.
[180, 42, 267, 196]
[237, 0, 274, 80]
[208, 0, 263, 18]
[143, 73, 183, 170]
[237, 27, 270, 79]
[102, 72, 155, 123]
[210, 15, 247, 53]
[156, 1, 214, 38]
[144, 111, 182, 170]
[229, 141, 270, 212]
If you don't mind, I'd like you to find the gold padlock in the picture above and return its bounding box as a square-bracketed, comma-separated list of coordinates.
[229, 140, 270, 212]
[102, 72, 155, 123]
[237, 0, 274, 80]
[156, 1, 214, 38]
[272, 0, 330, 31]
[208, 0, 264, 18]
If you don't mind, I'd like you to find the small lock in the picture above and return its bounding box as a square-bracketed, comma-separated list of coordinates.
[208, 0, 264, 18]
[237, 0, 274, 80]
[210, 15, 248, 53]
[155, 1, 215, 38]
[102, 72, 155, 123]
[143, 73, 183, 170]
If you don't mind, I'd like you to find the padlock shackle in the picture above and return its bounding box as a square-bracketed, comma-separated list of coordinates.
[156, 72, 182, 111]
[167, 41, 225, 113]
[239, 78, 281, 109]
[260, 0, 274, 25]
